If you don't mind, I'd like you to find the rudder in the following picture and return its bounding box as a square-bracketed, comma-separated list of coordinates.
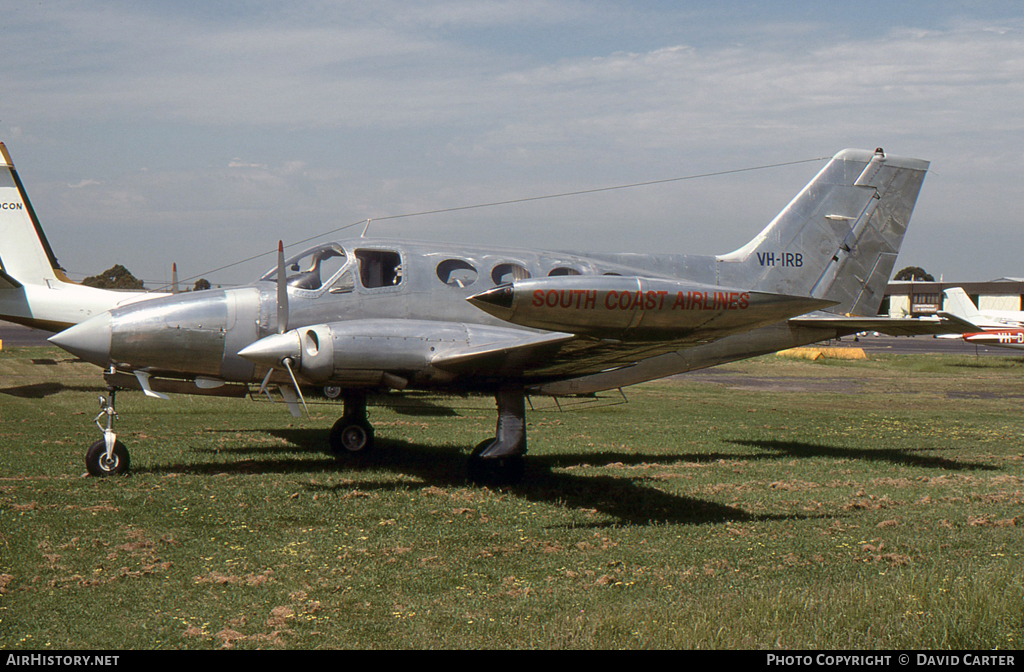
[0, 142, 65, 286]
[717, 148, 929, 316]
[942, 288, 987, 324]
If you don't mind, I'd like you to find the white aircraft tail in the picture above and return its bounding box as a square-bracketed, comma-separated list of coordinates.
[0, 143, 67, 288]
[941, 287, 995, 327]
[718, 148, 930, 316]
[0, 142, 163, 330]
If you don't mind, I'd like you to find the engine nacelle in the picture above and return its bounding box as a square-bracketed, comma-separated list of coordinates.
[238, 319, 472, 387]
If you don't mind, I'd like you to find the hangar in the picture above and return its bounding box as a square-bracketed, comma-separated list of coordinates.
[882, 279, 1024, 317]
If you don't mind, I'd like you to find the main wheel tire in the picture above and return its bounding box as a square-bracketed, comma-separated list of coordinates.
[322, 386, 342, 400]
[85, 439, 130, 477]
[329, 417, 375, 456]
[468, 439, 524, 486]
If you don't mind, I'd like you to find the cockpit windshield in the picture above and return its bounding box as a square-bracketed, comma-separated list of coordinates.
[260, 243, 349, 291]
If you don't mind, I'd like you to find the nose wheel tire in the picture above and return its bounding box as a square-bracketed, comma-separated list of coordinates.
[329, 417, 374, 456]
[85, 439, 130, 477]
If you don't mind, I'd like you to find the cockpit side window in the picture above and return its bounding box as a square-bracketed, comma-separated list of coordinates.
[329, 270, 355, 294]
[356, 250, 403, 288]
[260, 244, 349, 293]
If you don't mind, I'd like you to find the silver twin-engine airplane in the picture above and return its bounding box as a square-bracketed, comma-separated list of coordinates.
[0, 141, 960, 482]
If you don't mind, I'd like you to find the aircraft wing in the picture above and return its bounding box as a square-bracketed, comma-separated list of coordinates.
[788, 312, 978, 337]
[430, 329, 576, 372]
[432, 333, 703, 380]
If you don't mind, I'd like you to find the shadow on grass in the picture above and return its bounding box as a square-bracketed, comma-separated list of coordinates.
[137, 427, 815, 527]
[0, 381, 106, 398]
[133, 427, 999, 525]
[730, 439, 998, 471]
[372, 393, 461, 417]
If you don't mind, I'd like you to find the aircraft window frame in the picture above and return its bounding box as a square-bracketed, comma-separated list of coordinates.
[436, 259, 479, 288]
[355, 249, 404, 290]
[548, 267, 582, 277]
[328, 269, 356, 295]
[491, 262, 531, 286]
[259, 243, 352, 296]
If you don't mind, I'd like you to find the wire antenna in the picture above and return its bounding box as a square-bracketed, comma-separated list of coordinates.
[156, 155, 829, 290]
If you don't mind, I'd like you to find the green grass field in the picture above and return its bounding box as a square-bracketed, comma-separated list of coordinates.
[1, 345, 1022, 649]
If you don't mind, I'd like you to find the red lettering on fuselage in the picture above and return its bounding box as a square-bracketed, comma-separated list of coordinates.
[532, 288, 750, 311]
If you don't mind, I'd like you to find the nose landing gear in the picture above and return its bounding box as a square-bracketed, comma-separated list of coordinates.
[85, 388, 131, 477]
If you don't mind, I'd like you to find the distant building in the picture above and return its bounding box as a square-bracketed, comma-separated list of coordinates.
[882, 279, 1024, 317]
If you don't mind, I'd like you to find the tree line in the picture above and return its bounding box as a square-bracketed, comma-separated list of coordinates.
[81, 265, 210, 292]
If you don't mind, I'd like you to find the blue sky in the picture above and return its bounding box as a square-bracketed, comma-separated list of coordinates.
[2, 1, 1022, 287]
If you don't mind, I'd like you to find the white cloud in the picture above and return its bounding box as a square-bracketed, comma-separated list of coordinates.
[68, 179, 101, 189]
[2, 4, 1023, 283]
[228, 159, 269, 169]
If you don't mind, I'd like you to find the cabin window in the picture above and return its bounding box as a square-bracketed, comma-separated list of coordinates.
[356, 250, 403, 288]
[548, 267, 581, 276]
[437, 259, 478, 287]
[491, 263, 530, 285]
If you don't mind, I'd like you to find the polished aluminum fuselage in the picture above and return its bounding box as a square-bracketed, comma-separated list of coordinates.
[50, 148, 931, 397]
[101, 240, 707, 387]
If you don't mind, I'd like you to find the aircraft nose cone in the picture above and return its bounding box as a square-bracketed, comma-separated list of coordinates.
[48, 312, 113, 366]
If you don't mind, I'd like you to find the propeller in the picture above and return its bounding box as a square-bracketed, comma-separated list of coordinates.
[281, 356, 309, 415]
[247, 240, 308, 416]
[257, 240, 288, 395]
[277, 240, 288, 334]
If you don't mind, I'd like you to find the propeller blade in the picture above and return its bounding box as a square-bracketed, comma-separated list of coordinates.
[277, 240, 288, 334]
[281, 357, 309, 416]
[257, 367, 274, 396]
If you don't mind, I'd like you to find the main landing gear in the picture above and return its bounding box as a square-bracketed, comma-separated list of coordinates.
[326, 388, 528, 485]
[81, 384, 530, 484]
[328, 390, 375, 456]
[467, 389, 527, 485]
[85, 388, 131, 477]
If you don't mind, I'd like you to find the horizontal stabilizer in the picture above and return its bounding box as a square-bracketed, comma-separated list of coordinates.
[789, 313, 977, 337]
[0, 268, 22, 290]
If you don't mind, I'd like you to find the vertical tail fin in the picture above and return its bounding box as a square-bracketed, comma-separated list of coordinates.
[0, 142, 168, 331]
[941, 287, 990, 325]
[0, 142, 68, 286]
[717, 148, 929, 316]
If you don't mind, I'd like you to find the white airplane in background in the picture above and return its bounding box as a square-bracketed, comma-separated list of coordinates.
[0, 143, 166, 331]
[940, 287, 1024, 350]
